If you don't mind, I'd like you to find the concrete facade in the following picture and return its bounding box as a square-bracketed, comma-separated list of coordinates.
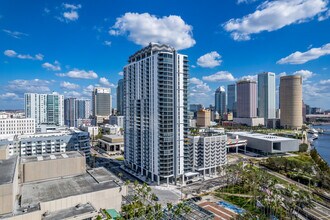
[98, 135, 124, 155]
[228, 132, 299, 154]
[0, 118, 35, 136]
[188, 134, 227, 177]
[196, 109, 211, 127]
[280, 75, 303, 129]
[20, 152, 85, 183]
[233, 117, 265, 127]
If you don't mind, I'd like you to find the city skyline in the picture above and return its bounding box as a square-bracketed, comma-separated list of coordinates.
[1, 0, 330, 110]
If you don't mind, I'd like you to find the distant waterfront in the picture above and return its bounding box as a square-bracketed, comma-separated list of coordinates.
[313, 125, 330, 164]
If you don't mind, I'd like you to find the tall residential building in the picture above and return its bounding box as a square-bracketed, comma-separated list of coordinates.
[258, 72, 276, 120]
[215, 86, 226, 116]
[227, 84, 236, 115]
[117, 79, 124, 116]
[236, 80, 257, 118]
[280, 75, 303, 129]
[24, 93, 64, 126]
[124, 43, 188, 184]
[75, 99, 91, 119]
[64, 98, 76, 127]
[92, 87, 112, 124]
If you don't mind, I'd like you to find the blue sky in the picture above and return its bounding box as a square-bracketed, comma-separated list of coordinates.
[1, 0, 330, 110]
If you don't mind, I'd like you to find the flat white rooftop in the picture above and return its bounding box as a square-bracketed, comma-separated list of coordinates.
[228, 132, 296, 142]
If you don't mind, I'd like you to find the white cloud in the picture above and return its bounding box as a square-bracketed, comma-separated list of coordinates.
[82, 85, 94, 96]
[57, 69, 98, 79]
[104, 41, 112, 46]
[293, 70, 315, 79]
[63, 3, 81, 10]
[109, 12, 196, 50]
[277, 43, 330, 64]
[237, 0, 258, 4]
[60, 81, 80, 90]
[240, 74, 258, 81]
[58, 3, 81, 22]
[224, 0, 328, 41]
[118, 71, 123, 76]
[189, 78, 212, 106]
[63, 11, 79, 21]
[202, 71, 236, 82]
[6, 79, 52, 94]
[4, 49, 43, 60]
[42, 61, 61, 71]
[197, 51, 222, 68]
[189, 77, 211, 92]
[0, 93, 21, 100]
[320, 79, 330, 85]
[99, 77, 115, 87]
[3, 29, 28, 39]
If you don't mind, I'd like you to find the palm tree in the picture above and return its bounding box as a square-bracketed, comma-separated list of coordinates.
[118, 172, 123, 181]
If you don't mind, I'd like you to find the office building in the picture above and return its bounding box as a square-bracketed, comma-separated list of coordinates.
[0, 118, 35, 136]
[117, 79, 124, 116]
[258, 72, 276, 121]
[110, 115, 124, 128]
[236, 80, 257, 118]
[75, 99, 91, 119]
[124, 43, 188, 184]
[25, 92, 64, 126]
[215, 86, 226, 116]
[280, 75, 303, 129]
[64, 98, 91, 128]
[92, 87, 112, 124]
[227, 84, 236, 115]
[0, 150, 127, 219]
[196, 109, 211, 127]
[98, 135, 124, 156]
[64, 97, 76, 127]
[188, 133, 227, 177]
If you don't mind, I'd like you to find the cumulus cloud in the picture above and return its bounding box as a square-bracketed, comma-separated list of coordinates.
[240, 74, 258, 81]
[57, 69, 98, 79]
[63, 91, 82, 98]
[60, 81, 80, 90]
[197, 51, 222, 68]
[277, 43, 330, 64]
[0, 92, 21, 100]
[42, 60, 61, 71]
[224, 0, 328, 41]
[118, 71, 123, 76]
[99, 77, 115, 87]
[189, 77, 211, 92]
[202, 71, 236, 82]
[293, 70, 315, 79]
[189, 78, 212, 106]
[6, 79, 52, 94]
[4, 49, 43, 60]
[58, 3, 81, 22]
[109, 12, 196, 50]
[3, 29, 28, 39]
[320, 79, 330, 85]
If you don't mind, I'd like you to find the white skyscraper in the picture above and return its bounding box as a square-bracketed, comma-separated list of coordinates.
[124, 43, 188, 184]
[25, 92, 64, 126]
[258, 72, 276, 120]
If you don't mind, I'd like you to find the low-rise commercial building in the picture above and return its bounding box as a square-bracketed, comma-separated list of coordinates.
[100, 124, 121, 135]
[98, 135, 124, 155]
[0, 149, 127, 219]
[0, 118, 35, 136]
[233, 117, 265, 127]
[227, 132, 299, 155]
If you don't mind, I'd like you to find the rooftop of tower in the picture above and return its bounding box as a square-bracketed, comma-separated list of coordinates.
[128, 42, 176, 63]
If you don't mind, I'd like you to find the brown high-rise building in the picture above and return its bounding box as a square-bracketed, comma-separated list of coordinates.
[280, 75, 303, 129]
[236, 80, 257, 118]
[197, 109, 211, 127]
